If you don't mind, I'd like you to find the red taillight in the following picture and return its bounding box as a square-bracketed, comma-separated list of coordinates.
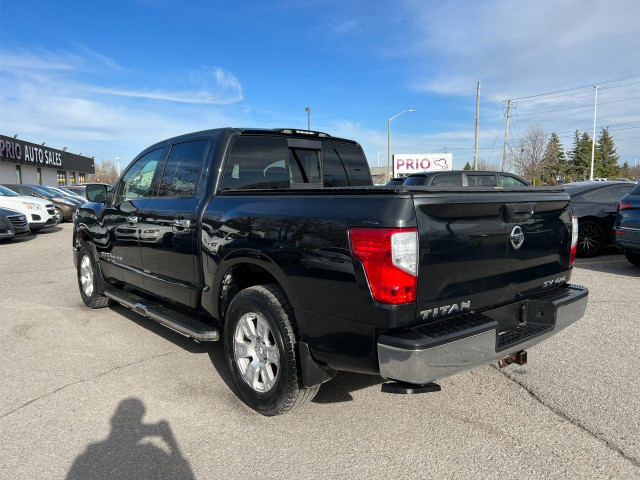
[570, 216, 578, 266]
[349, 227, 418, 304]
[618, 200, 632, 211]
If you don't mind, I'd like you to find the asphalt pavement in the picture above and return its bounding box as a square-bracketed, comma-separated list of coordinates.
[1, 224, 639, 479]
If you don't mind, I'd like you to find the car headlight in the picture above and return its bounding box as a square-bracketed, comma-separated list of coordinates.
[22, 202, 42, 210]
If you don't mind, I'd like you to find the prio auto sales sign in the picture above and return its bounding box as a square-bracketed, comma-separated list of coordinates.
[393, 153, 453, 177]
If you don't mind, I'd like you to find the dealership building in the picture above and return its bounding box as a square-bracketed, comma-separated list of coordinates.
[0, 134, 95, 186]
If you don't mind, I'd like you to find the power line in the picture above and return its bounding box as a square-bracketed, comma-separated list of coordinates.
[511, 73, 640, 102]
[516, 95, 640, 117]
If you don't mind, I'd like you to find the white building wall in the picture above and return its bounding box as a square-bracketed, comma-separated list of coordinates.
[0, 163, 88, 186]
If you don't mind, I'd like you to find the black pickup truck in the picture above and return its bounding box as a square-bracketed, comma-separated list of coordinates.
[74, 128, 588, 415]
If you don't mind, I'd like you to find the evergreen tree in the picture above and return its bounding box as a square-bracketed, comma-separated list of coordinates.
[542, 132, 567, 183]
[597, 127, 620, 178]
[463, 162, 472, 170]
[568, 131, 599, 180]
[621, 161, 631, 179]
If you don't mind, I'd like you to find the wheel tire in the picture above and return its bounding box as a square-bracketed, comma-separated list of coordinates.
[577, 220, 604, 257]
[77, 243, 112, 309]
[624, 250, 640, 266]
[55, 207, 64, 224]
[224, 284, 319, 416]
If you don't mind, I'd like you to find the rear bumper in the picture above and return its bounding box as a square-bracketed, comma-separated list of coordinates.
[378, 284, 588, 385]
[615, 227, 640, 253]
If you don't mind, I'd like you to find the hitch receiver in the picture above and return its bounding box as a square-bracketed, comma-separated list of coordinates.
[499, 350, 528, 368]
[381, 381, 441, 395]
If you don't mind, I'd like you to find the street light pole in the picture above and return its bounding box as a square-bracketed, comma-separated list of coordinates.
[590, 85, 599, 181]
[305, 107, 310, 130]
[387, 109, 415, 180]
[116, 157, 120, 176]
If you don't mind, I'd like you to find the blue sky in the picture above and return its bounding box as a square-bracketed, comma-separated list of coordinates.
[1, 0, 639, 170]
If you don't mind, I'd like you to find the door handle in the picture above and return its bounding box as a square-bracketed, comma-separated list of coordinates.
[172, 218, 191, 231]
[126, 215, 139, 224]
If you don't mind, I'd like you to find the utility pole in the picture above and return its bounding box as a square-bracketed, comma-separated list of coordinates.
[502, 99, 512, 171]
[590, 85, 599, 181]
[377, 152, 382, 167]
[116, 157, 121, 176]
[474, 81, 481, 170]
[304, 107, 310, 130]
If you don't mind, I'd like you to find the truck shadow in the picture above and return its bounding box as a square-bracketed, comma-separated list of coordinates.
[66, 397, 194, 480]
[109, 306, 385, 408]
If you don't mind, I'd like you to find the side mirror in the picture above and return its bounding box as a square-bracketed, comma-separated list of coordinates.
[86, 184, 108, 203]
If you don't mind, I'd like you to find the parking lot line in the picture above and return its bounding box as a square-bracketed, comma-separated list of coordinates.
[575, 259, 629, 265]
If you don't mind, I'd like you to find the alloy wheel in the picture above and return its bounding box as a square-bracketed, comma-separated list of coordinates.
[233, 312, 280, 393]
[79, 254, 94, 297]
[577, 222, 603, 257]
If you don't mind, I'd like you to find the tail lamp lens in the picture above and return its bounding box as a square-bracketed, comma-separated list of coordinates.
[618, 200, 631, 211]
[570, 216, 578, 266]
[349, 227, 418, 304]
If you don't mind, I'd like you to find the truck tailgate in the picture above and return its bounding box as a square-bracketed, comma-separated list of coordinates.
[411, 189, 572, 321]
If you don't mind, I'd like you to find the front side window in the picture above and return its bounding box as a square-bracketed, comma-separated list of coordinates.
[404, 175, 428, 186]
[221, 136, 289, 190]
[158, 139, 208, 197]
[115, 148, 163, 204]
[466, 174, 497, 186]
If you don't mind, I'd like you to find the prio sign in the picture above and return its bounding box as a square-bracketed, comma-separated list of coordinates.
[393, 153, 453, 177]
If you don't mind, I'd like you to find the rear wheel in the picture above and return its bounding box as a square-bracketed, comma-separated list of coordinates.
[224, 284, 319, 415]
[77, 243, 112, 308]
[577, 220, 604, 257]
[624, 250, 640, 266]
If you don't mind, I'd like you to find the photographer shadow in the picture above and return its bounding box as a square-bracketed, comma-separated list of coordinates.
[66, 398, 194, 480]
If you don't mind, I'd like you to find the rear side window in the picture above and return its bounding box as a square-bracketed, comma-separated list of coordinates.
[431, 173, 462, 186]
[500, 174, 527, 187]
[403, 176, 428, 186]
[606, 184, 635, 200]
[466, 174, 497, 186]
[221, 136, 289, 190]
[631, 183, 640, 195]
[582, 188, 614, 203]
[158, 139, 208, 197]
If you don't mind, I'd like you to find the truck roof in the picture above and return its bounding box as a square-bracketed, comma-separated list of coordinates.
[148, 128, 359, 150]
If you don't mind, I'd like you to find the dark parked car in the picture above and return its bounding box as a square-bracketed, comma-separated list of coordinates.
[65, 185, 88, 198]
[613, 182, 640, 266]
[74, 127, 587, 415]
[3, 184, 79, 222]
[563, 181, 636, 257]
[402, 170, 530, 187]
[0, 206, 30, 241]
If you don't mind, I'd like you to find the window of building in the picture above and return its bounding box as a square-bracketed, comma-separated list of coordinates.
[37, 168, 42, 185]
[157, 139, 208, 197]
[79, 173, 86, 184]
[15, 165, 22, 184]
[221, 136, 290, 190]
[115, 148, 163, 204]
[70, 172, 76, 185]
[57, 170, 67, 186]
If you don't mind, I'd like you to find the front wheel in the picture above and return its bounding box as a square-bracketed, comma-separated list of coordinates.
[77, 243, 112, 309]
[577, 220, 604, 257]
[224, 284, 319, 416]
[55, 207, 63, 224]
[624, 250, 640, 266]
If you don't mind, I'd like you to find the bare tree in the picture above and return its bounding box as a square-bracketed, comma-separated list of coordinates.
[509, 124, 546, 184]
[89, 159, 119, 184]
[475, 158, 500, 171]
